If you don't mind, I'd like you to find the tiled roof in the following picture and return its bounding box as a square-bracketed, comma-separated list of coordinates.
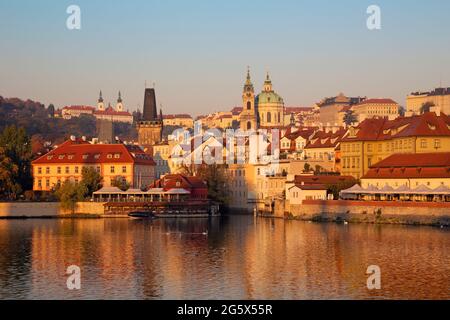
[63, 105, 95, 111]
[304, 128, 347, 149]
[363, 153, 450, 179]
[355, 98, 398, 105]
[163, 114, 192, 119]
[342, 112, 450, 142]
[371, 152, 450, 168]
[149, 174, 206, 190]
[94, 106, 132, 117]
[294, 175, 356, 186]
[32, 139, 155, 166]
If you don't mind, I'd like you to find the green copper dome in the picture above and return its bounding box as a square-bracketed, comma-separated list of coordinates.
[257, 91, 284, 105]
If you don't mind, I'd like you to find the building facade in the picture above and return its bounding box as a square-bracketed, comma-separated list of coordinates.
[407, 87, 450, 115]
[137, 88, 163, 147]
[341, 112, 450, 179]
[32, 137, 156, 191]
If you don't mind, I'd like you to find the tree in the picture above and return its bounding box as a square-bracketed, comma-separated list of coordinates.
[55, 181, 87, 214]
[111, 176, 130, 191]
[180, 163, 230, 205]
[327, 180, 358, 200]
[0, 125, 32, 197]
[47, 104, 55, 118]
[0, 146, 20, 200]
[303, 163, 311, 173]
[343, 109, 357, 126]
[420, 101, 435, 114]
[81, 167, 102, 197]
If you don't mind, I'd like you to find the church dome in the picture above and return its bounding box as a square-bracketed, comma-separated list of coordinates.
[257, 91, 284, 105]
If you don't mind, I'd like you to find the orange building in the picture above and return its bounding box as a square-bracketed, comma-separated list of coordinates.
[31, 137, 156, 191]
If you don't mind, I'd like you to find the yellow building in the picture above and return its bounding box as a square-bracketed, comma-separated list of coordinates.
[32, 137, 156, 191]
[341, 112, 450, 179]
[407, 87, 450, 115]
[351, 98, 400, 122]
[163, 114, 194, 128]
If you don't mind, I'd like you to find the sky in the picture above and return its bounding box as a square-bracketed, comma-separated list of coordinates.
[1, 0, 450, 116]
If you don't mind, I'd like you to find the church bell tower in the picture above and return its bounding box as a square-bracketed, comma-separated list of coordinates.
[137, 88, 163, 147]
[239, 67, 258, 131]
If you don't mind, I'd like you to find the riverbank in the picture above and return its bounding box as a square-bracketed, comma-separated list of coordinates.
[264, 199, 450, 227]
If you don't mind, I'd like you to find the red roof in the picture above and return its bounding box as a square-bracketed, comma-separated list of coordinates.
[342, 112, 450, 142]
[293, 175, 356, 187]
[32, 139, 155, 166]
[355, 98, 398, 105]
[63, 105, 95, 111]
[230, 107, 243, 115]
[94, 106, 132, 117]
[363, 153, 450, 179]
[163, 114, 192, 120]
[149, 174, 206, 191]
[305, 128, 347, 149]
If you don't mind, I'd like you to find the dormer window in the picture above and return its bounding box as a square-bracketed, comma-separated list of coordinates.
[82, 154, 89, 160]
[107, 154, 113, 159]
[47, 155, 53, 160]
[58, 155, 65, 160]
[94, 154, 100, 159]
[68, 155, 74, 160]
[114, 154, 121, 159]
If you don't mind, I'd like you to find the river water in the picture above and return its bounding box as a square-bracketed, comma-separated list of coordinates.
[0, 216, 448, 300]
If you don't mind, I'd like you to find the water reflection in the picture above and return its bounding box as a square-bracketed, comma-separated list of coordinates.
[0, 217, 448, 300]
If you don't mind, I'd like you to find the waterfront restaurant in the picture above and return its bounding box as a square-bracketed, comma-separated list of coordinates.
[340, 153, 450, 202]
[93, 186, 192, 203]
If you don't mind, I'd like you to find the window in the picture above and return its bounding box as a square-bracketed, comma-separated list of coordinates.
[122, 166, 127, 174]
[107, 154, 113, 159]
[434, 139, 441, 149]
[246, 101, 251, 110]
[46, 179, 50, 188]
[114, 154, 121, 159]
[75, 166, 79, 174]
[38, 167, 42, 174]
[46, 167, 50, 174]
[420, 139, 427, 149]
[110, 166, 115, 174]
[38, 180, 42, 188]
[267, 112, 272, 123]
[57, 167, 61, 174]
[247, 122, 252, 130]
[65, 167, 70, 174]
[82, 154, 89, 160]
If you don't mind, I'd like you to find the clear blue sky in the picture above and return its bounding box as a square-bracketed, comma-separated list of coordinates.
[1, 0, 450, 116]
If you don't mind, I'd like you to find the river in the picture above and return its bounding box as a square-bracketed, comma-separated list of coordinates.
[0, 216, 448, 300]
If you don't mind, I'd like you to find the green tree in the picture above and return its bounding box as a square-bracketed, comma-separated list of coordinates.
[55, 181, 87, 214]
[326, 180, 358, 200]
[181, 164, 230, 205]
[343, 109, 357, 126]
[47, 104, 55, 118]
[0, 125, 32, 198]
[81, 167, 102, 197]
[0, 146, 21, 200]
[111, 176, 130, 191]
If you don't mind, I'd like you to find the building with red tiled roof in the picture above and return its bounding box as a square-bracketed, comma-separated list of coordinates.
[162, 114, 193, 128]
[350, 98, 400, 123]
[32, 137, 156, 191]
[353, 152, 450, 202]
[149, 174, 208, 200]
[61, 105, 95, 119]
[341, 111, 450, 179]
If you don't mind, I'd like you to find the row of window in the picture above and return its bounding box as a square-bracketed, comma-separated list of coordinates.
[36, 165, 128, 175]
[342, 138, 443, 154]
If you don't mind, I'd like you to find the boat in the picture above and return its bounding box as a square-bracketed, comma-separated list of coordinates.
[128, 211, 156, 219]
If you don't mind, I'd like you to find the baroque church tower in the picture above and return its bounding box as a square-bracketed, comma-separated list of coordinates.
[116, 91, 124, 112]
[97, 90, 105, 111]
[239, 68, 258, 131]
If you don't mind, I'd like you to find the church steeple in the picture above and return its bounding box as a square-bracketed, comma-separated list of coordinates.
[97, 90, 105, 111]
[239, 67, 257, 131]
[116, 91, 124, 112]
[264, 72, 273, 92]
[243, 66, 254, 93]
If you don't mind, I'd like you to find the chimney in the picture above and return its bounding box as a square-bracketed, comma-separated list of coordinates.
[70, 135, 76, 141]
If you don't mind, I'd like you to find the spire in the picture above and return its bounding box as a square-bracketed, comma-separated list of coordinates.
[117, 91, 122, 103]
[243, 67, 254, 92]
[98, 90, 103, 102]
[264, 72, 273, 92]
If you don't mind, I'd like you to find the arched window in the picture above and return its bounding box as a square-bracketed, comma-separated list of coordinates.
[247, 101, 251, 110]
[267, 112, 272, 123]
[247, 121, 252, 130]
[278, 112, 281, 123]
